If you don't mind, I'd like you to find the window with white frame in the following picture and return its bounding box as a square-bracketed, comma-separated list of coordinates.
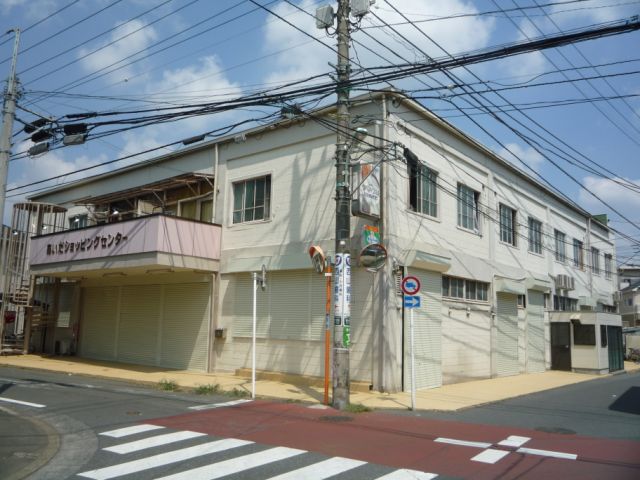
[573, 239, 584, 269]
[591, 246, 600, 275]
[604, 253, 612, 279]
[442, 275, 489, 302]
[409, 163, 437, 217]
[232, 175, 271, 224]
[457, 184, 480, 232]
[528, 217, 542, 254]
[499, 204, 516, 246]
[554, 229, 566, 262]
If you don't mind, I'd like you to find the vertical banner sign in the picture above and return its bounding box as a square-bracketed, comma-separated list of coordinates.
[333, 253, 351, 347]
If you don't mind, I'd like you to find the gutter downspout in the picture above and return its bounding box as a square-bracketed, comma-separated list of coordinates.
[212, 143, 219, 223]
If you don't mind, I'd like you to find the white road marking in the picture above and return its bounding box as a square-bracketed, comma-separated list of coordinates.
[498, 435, 530, 448]
[0, 397, 45, 408]
[77, 438, 252, 479]
[517, 447, 577, 460]
[434, 437, 492, 449]
[472, 448, 511, 464]
[265, 456, 366, 480]
[100, 424, 165, 438]
[189, 399, 252, 411]
[155, 446, 306, 480]
[374, 469, 439, 480]
[104, 431, 207, 453]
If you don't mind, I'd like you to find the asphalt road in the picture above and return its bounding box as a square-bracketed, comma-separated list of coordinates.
[409, 370, 640, 441]
[0, 366, 639, 479]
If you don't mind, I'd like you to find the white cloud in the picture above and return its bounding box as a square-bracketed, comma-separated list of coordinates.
[498, 142, 545, 172]
[0, 0, 56, 17]
[261, 0, 496, 86]
[578, 176, 640, 213]
[498, 18, 548, 78]
[550, 0, 637, 24]
[78, 19, 158, 84]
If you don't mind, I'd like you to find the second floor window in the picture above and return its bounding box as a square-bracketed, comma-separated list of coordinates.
[528, 217, 542, 254]
[232, 175, 271, 224]
[573, 239, 584, 269]
[553, 295, 578, 311]
[457, 184, 479, 232]
[554, 230, 566, 262]
[591, 247, 600, 275]
[409, 164, 437, 217]
[499, 204, 516, 246]
[604, 253, 612, 279]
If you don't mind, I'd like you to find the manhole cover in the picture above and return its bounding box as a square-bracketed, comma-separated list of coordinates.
[535, 426, 576, 435]
[319, 415, 353, 423]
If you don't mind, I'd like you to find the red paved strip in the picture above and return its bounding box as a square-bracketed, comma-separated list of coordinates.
[149, 400, 640, 480]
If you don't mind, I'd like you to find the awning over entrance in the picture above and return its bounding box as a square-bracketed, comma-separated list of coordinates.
[525, 276, 552, 292]
[403, 249, 451, 273]
[494, 277, 525, 295]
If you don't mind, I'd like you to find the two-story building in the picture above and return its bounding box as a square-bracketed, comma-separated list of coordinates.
[5, 91, 623, 391]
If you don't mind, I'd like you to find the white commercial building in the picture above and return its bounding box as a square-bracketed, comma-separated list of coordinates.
[10, 92, 623, 391]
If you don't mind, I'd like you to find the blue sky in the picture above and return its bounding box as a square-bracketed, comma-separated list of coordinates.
[1, 0, 639, 263]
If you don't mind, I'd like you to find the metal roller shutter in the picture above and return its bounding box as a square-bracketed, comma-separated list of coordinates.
[161, 283, 211, 371]
[117, 285, 162, 366]
[526, 290, 545, 373]
[231, 271, 326, 341]
[496, 292, 519, 376]
[80, 286, 118, 361]
[230, 274, 270, 338]
[404, 270, 442, 390]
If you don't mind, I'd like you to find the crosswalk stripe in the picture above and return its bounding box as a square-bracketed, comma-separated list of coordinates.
[100, 424, 164, 438]
[104, 431, 207, 454]
[374, 469, 439, 480]
[264, 456, 366, 480]
[77, 438, 253, 480]
[155, 446, 306, 480]
[189, 399, 252, 410]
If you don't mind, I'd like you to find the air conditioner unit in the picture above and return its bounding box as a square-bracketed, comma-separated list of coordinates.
[613, 291, 621, 303]
[555, 274, 575, 290]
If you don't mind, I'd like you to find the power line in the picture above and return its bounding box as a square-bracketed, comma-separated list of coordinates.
[376, 3, 640, 246]
[19, 0, 180, 80]
[0, 0, 125, 67]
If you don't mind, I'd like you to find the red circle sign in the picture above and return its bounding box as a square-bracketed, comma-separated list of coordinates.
[401, 276, 421, 295]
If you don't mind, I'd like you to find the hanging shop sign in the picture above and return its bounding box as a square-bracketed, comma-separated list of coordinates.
[333, 253, 351, 326]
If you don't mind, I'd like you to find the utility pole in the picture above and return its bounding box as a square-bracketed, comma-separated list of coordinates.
[0, 28, 20, 234]
[332, 0, 351, 410]
[0, 28, 20, 346]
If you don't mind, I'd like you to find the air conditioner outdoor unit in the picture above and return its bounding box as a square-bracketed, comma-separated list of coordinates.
[613, 291, 621, 302]
[556, 274, 575, 290]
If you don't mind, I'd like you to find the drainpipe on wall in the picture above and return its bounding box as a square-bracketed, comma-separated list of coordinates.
[212, 143, 219, 224]
[587, 217, 593, 298]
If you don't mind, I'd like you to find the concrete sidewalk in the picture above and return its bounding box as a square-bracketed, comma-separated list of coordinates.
[1, 354, 638, 411]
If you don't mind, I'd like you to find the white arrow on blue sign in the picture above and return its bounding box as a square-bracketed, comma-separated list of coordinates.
[404, 295, 421, 309]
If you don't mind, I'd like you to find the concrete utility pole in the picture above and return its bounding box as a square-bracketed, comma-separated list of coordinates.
[0, 28, 20, 233]
[332, 0, 351, 410]
[0, 28, 20, 348]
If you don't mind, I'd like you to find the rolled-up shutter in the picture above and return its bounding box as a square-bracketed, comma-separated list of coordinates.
[80, 286, 118, 361]
[117, 285, 161, 366]
[404, 270, 442, 390]
[496, 292, 519, 376]
[526, 290, 545, 373]
[161, 283, 210, 371]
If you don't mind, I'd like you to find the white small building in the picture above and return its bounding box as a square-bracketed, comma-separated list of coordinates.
[10, 92, 623, 391]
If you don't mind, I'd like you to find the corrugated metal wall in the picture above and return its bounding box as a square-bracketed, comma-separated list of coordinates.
[496, 292, 519, 376]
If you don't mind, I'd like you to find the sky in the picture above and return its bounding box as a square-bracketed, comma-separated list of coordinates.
[1, 0, 639, 264]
